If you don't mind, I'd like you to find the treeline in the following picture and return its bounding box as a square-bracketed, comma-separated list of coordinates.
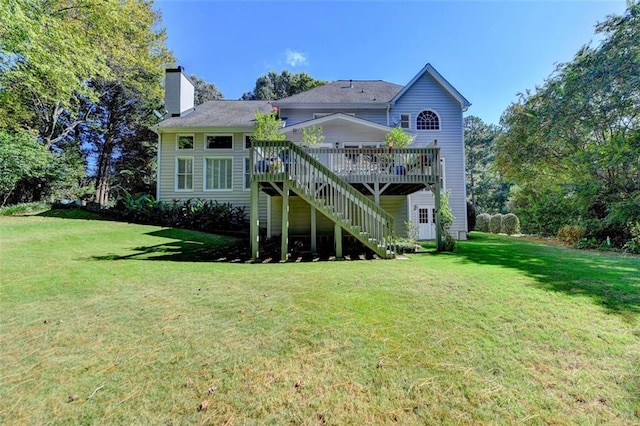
[0, 0, 325, 208]
[466, 2, 639, 251]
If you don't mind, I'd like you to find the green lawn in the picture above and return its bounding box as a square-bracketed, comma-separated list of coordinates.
[1, 211, 639, 424]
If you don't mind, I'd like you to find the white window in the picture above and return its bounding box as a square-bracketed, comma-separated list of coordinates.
[205, 134, 233, 150]
[176, 157, 193, 191]
[417, 110, 440, 130]
[243, 157, 251, 190]
[400, 114, 410, 129]
[244, 134, 253, 150]
[177, 135, 194, 150]
[205, 158, 233, 190]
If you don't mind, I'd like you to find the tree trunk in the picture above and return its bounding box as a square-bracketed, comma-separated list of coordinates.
[95, 139, 114, 207]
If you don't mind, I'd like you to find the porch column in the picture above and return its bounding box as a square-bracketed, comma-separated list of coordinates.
[250, 179, 260, 260]
[310, 206, 317, 252]
[281, 181, 290, 261]
[334, 222, 343, 259]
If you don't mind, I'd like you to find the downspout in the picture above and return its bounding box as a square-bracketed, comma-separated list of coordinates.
[386, 103, 391, 126]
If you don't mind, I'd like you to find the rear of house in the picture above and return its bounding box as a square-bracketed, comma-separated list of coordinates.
[153, 64, 470, 258]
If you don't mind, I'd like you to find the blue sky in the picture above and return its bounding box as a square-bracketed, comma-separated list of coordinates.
[155, 0, 628, 125]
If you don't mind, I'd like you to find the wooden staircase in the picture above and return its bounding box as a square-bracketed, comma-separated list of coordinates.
[251, 140, 396, 259]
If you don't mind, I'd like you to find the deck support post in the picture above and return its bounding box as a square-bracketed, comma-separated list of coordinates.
[435, 149, 443, 252]
[250, 178, 260, 260]
[374, 183, 380, 205]
[281, 181, 290, 261]
[310, 207, 317, 253]
[334, 222, 343, 259]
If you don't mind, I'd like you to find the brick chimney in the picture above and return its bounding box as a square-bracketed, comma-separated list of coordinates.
[164, 66, 194, 117]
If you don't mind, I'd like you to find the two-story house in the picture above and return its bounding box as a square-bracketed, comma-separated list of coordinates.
[153, 64, 470, 260]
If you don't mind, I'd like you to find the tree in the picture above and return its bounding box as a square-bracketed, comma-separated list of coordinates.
[463, 116, 509, 213]
[252, 110, 285, 141]
[242, 70, 327, 100]
[189, 74, 223, 105]
[495, 2, 640, 242]
[0, 131, 50, 206]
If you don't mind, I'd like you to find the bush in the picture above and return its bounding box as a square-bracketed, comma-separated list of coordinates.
[489, 214, 503, 234]
[576, 237, 598, 250]
[476, 213, 491, 232]
[557, 225, 586, 245]
[501, 213, 520, 235]
[442, 233, 456, 252]
[112, 193, 249, 235]
[467, 202, 476, 232]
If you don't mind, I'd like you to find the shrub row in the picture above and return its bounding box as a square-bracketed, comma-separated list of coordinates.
[475, 213, 521, 235]
[107, 193, 249, 235]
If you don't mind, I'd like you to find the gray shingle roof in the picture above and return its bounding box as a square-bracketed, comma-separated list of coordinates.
[157, 100, 273, 128]
[276, 80, 403, 104]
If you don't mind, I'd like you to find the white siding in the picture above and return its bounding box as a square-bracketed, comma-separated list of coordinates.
[157, 131, 268, 228]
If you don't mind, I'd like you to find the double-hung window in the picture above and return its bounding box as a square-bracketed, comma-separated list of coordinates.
[205, 158, 233, 190]
[400, 114, 410, 129]
[176, 157, 193, 191]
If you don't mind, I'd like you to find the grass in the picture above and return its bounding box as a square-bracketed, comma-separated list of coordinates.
[1, 210, 639, 424]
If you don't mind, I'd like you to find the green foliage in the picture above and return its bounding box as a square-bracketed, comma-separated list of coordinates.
[384, 126, 413, 149]
[189, 74, 224, 104]
[464, 116, 510, 213]
[576, 237, 599, 250]
[501, 213, 520, 235]
[489, 214, 503, 234]
[622, 222, 640, 254]
[439, 190, 455, 251]
[495, 3, 640, 245]
[113, 193, 249, 234]
[557, 225, 586, 245]
[0, 201, 50, 216]
[0, 130, 51, 205]
[242, 70, 327, 100]
[404, 220, 419, 241]
[300, 125, 325, 146]
[252, 111, 285, 141]
[476, 213, 491, 232]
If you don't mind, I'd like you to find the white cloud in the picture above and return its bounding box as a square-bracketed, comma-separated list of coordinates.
[285, 49, 308, 67]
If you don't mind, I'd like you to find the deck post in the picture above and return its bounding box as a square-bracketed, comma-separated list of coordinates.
[281, 180, 289, 261]
[310, 207, 317, 252]
[334, 222, 343, 259]
[434, 147, 443, 251]
[250, 178, 260, 260]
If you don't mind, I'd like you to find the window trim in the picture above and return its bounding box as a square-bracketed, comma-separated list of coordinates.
[176, 134, 195, 151]
[204, 133, 234, 150]
[416, 110, 441, 131]
[243, 156, 251, 191]
[243, 133, 253, 150]
[203, 156, 234, 191]
[175, 156, 194, 192]
[400, 113, 411, 129]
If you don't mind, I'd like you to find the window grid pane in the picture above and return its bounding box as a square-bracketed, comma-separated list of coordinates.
[206, 158, 232, 190]
[177, 158, 193, 190]
[417, 111, 439, 130]
[418, 208, 429, 224]
[178, 136, 193, 149]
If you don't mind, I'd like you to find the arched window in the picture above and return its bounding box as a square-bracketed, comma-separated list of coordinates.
[416, 110, 440, 130]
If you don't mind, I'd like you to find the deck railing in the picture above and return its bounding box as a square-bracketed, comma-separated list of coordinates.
[306, 147, 440, 184]
[250, 140, 399, 258]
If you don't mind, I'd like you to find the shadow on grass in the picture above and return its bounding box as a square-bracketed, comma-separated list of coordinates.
[455, 233, 640, 320]
[92, 228, 249, 263]
[37, 208, 106, 221]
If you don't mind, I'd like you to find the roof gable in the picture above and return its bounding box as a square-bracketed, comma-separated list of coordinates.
[392, 64, 471, 111]
[283, 113, 397, 133]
